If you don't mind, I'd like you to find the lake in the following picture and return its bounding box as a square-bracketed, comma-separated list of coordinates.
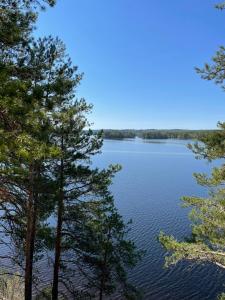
[93, 138, 224, 300]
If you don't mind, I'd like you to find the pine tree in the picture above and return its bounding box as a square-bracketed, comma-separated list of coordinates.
[0, 3, 58, 299]
[49, 96, 123, 298]
[59, 195, 143, 300]
[0, 28, 75, 300]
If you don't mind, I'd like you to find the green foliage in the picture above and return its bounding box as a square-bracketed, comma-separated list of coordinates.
[218, 293, 225, 300]
[101, 129, 215, 140]
[188, 122, 225, 161]
[62, 197, 143, 299]
[159, 125, 225, 264]
[0, 0, 55, 50]
[35, 287, 52, 300]
[215, 2, 225, 10]
[103, 129, 136, 139]
[0, 34, 78, 268]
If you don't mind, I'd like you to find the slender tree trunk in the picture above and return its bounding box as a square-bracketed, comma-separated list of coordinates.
[25, 199, 33, 300]
[99, 230, 111, 300]
[99, 254, 107, 300]
[52, 136, 64, 300]
[99, 281, 104, 300]
[25, 206, 37, 300]
[25, 165, 37, 300]
[52, 192, 63, 299]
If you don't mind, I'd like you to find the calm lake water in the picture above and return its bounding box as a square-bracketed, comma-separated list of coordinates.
[93, 138, 225, 300]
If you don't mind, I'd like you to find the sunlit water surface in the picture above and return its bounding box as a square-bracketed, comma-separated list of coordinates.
[92, 138, 225, 300]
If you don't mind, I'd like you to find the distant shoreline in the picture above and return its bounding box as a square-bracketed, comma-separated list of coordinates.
[96, 129, 216, 140]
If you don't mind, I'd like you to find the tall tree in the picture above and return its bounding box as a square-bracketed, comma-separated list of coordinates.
[49, 97, 122, 298]
[0, 34, 75, 299]
[0, 2, 57, 299]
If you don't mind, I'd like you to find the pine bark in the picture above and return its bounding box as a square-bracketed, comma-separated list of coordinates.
[25, 165, 37, 300]
[52, 136, 64, 299]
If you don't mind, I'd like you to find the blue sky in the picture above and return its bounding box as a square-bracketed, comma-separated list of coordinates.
[36, 0, 225, 129]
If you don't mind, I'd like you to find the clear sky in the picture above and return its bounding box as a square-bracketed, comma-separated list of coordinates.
[36, 0, 225, 129]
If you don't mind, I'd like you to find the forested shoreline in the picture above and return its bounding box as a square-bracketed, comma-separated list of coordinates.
[101, 129, 216, 140]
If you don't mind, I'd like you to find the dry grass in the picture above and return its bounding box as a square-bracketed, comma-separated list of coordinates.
[0, 273, 24, 300]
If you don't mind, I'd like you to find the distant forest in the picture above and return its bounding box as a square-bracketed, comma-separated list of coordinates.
[101, 129, 216, 140]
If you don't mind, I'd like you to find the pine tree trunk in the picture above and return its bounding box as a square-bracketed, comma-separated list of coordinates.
[25, 207, 37, 300]
[99, 283, 103, 300]
[99, 257, 106, 300]
[99, 233, 110, 300]
[25, 200, 33, 300]
[25, 165, 37, 300]
[52, 193, 63, 299]
[52, 136, 64, 300]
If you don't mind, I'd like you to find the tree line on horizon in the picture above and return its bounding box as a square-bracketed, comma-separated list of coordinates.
[101, 129, 216, 140]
